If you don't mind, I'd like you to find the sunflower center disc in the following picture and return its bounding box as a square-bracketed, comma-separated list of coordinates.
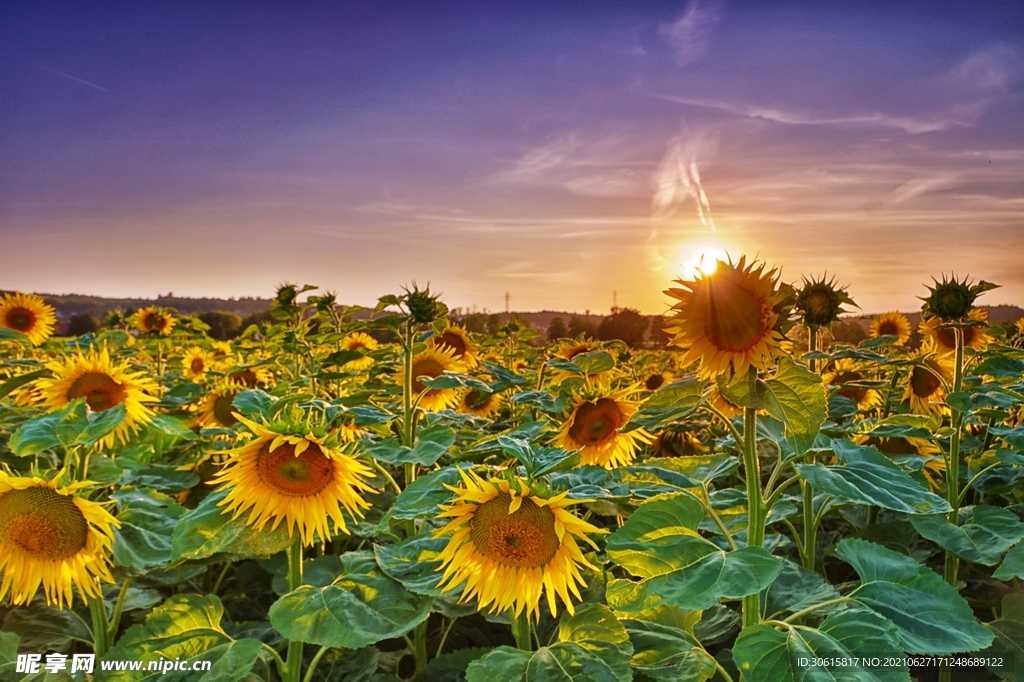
[438, 332, 467, 357]
[213, 393, 239, 426]
[67, 372, 127, 412]
[465, 390, 491, 409]
[470, 492, 559, 568]
[230, 369, 259, 387]
[190, 358, 205, 373]
[866, 437, 917, 455]
[877, 321, 899, 336]
[0, 487, 89, 560]
[411, 359, 444, 393]
[255, 441, 335, 496]
[702, 279, 767, 353]
[6, 307, 35, 331]
[833, 371, 867, 403]
[569, 398, 624, 445]
[911, 364, 941, 398]
[645, 374, 665, 391]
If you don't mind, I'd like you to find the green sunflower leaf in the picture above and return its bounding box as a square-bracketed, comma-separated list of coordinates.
[795, 440, 951, 514]
[836, 538, 994, 654]
[986, 594, 1024, 681]
[373, 533, 447, 596]
[465, 604, 633, 682]
[622, 618, 717, 681]
[170, 489, 292, 562]
[269, 551, 432, 649]
[909, 505, 1024, 566]
[622, 378, 704, 433]
[111, 487, 186, 572]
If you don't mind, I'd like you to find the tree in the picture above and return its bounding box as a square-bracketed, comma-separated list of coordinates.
[461, 313, 488, 334]
[649, 316, 673, 348]
[486, 314, 502, 334]
[597, 308, 648, 348]
[567, 316, 598, 339]
[547, 316, 567, 341]
[67, 313, 100, 336]
[199, 311, 244, 340]
[831, 320, 867, 345]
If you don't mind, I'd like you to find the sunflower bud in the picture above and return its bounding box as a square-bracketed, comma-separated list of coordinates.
[921, 275, 998, 322]
[275, 283, 299, 307]
[405, 285, 447, 324]
[794, 275, 857, 328]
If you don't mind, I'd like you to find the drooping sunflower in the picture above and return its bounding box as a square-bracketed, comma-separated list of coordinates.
[869, 312, 912, 346]
[213, 415, 374, 545]
[919, 308, 992, 355]
[822, 359, 882, 411]
[37, 345, 159, 447]
[131, 306, 176, 336]
[404, 346, 467, 411]
[650, 429, 706, 457]
[194, 380, 249, 428]
[0, 473, 118, 608]
[707, 385, 744, 419]
[434, 470, 605, 621]
[665, 256, 787, 379]
[903, 341, 953, 415]
[553, 386, 651, 469]
[227, 365, 273, 388]
[181, 347, 214, 381]
[458, 388, 504, 418]
[642, 370, 673, 392]
[340, 332, 380, 371]
[0, 292, 57, 346]
[430, 324, 479, 368]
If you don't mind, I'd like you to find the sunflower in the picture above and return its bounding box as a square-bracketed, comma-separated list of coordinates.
[650, 430, 706, 457]
[339, 332, 380, 371]
[643, 370, 673, 392]
[213, 415, 374, 545]
[919, 308, 992, 354]
[194, 381, 249, 428]
[0, 473, 118, 608]
[209, 340, 235, 364]
[430, 324, 479, 368]
[1015, 318, 1024, 338]
[550, 338, 608, 383]
[553, 386, 651, 469]
[0, 292, 57, 346]
[434, 470, 605, 620]
[903, 341, 953, 415]
[822, 359, 882, 411]
[707, 386, 744, 419]
[37, 345, 159, 447]
[131, 306, 176, 336]
[869, 312, 912, 346]
[404, 346, 467, 411]
[665, 256, 786, 379]
[181, 347, 214, 381]
[458, 388, 503, 418]
[794, 275, 856, 329]
[227, 365, 273, 388]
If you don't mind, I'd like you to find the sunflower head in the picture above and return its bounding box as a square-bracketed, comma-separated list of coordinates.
[920, 275, 998, 322]
[650, 429, 706, 457]
[0, 473, 118, 608]
[458, 388, 503, 418]
[431, 324, 478, 367]
[903, 341, 953, 415]
[405, 345, 467, 411]
[131, 306, 176, 336]
[664, 256, 788, 379]
[339, 332, 380, 371]
[37, 345, 159, 446]
[182, 347, 214, 380]
[434, 470, 605, 621]
[228, 365, 273, 388]
[194, 380, 249, 428]
[404, 284, 447, 325]
[822, 359, 882, 411]
[919, 308, 992, 354]
[0, 292, 57, 346]
[794, 275, 856, 328]
[553, 386, 651, 469]
[869, 312, 912, 345]
[213, 414, 374, 545]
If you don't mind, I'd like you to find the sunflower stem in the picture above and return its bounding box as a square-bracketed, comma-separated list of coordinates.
[740, 374, 765, 629]
[87, 593, 110, 657]
[801, 326, 820, 573]
[511, 611, 533, 651]
[939, 326, 965, 682]
[412, 621, 429, 673]
[108, 576, 132, 641]
[285, 535, 305, 682]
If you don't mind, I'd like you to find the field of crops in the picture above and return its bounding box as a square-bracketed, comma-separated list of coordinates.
[1, 262, 1023, 682]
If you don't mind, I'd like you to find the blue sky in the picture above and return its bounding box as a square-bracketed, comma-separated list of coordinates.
[2, 1, 1022, 314]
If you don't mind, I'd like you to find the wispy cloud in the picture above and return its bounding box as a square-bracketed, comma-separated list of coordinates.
[652, 128, 716, 230]
[644, 92, 963, 134]
[32, 63, 109, 91]
[659, 1, 721, 67]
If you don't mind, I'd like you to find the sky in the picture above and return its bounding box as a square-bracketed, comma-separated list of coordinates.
[1, 1, 1022, 315]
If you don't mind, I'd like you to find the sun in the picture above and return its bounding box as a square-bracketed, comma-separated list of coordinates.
[676, 243, 729, 279]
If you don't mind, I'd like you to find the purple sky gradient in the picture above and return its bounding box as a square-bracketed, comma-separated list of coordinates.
[2, 1, 1022, 314]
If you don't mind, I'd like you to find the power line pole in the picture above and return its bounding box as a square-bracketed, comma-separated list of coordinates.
[505, 292, 510, 314]
[612, 290, 617, 312]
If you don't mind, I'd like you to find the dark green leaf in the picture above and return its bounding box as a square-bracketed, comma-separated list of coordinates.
[377, 465, 469, 528]
[622, 619, 716, 682]
[796, 440, 951, 514]
[111, 487, 186, 572]
[762, 559, 840, 620]
[986, 593, 1024, 682]
[0, 368, 49, 401]
[420, 372, 492, 392]
[120, 464, 200, 493]
[170, 489, 292, 562]
[373, 533, 447, 596]
[623, 379, 704, 433]
[910, 505, 1024, 566]
[231, 389, 276, 418]
[995, 542, 1024, 580]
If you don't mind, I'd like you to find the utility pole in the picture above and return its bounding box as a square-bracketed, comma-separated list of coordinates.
[612, 290, 618, 312]
[505, 292, 510, 314]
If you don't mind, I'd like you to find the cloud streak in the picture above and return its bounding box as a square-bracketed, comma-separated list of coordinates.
[32, 63, 109, 91]
[659, 1, 721, 67]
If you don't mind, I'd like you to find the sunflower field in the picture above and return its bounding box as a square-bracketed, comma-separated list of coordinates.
[1, 264, 1023, 682]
